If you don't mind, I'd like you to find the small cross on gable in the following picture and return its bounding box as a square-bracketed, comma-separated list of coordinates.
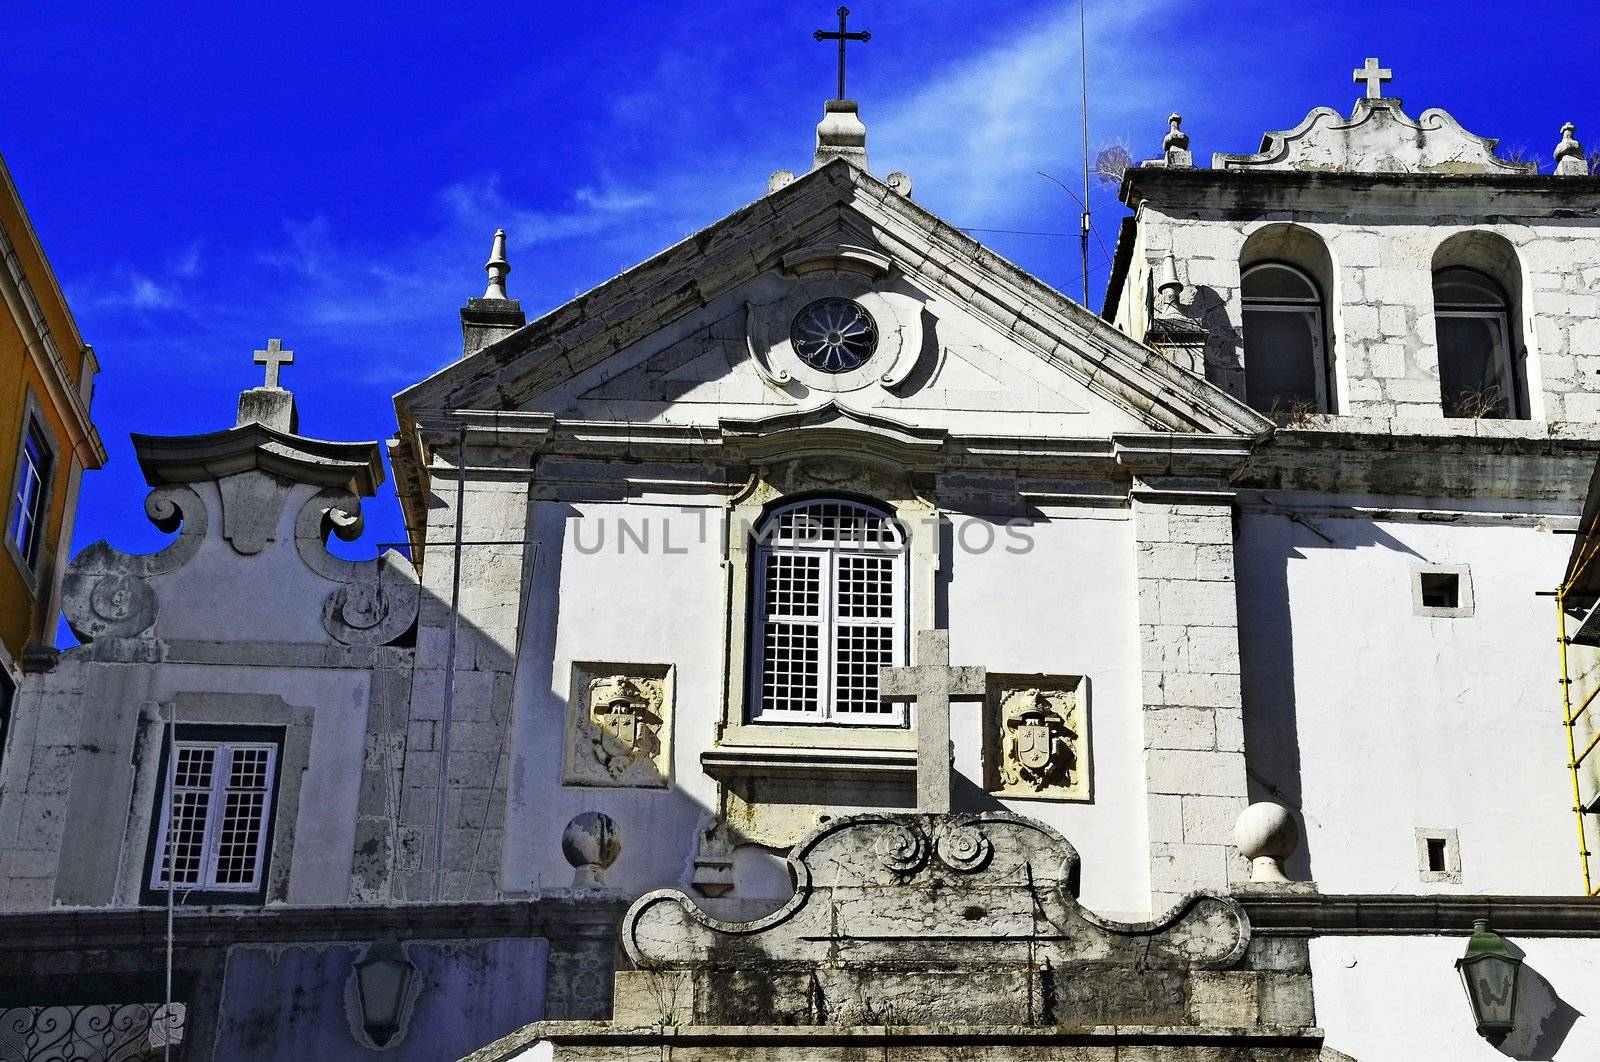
[881, 630, 985, 814]
[1353, 57, 1393, 100]
[253, 338, 294, 390]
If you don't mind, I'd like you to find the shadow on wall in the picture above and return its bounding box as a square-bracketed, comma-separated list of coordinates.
[1235, 509, 1425, 882]
[1495, 940, 1583, 1062]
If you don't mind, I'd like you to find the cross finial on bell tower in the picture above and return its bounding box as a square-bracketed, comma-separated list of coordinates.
[1353, 57, 1393, 99]
[814, 6, 870, 101]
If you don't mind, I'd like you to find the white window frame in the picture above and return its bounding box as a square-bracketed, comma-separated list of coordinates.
[1241, 261, 1331, 414]
[749, 499, 908, 726]
[149, 739, 279, 894]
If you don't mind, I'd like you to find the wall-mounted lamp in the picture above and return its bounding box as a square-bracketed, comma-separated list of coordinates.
[1456, 918, 1521, 1042]
[353, 934, 418, 1047]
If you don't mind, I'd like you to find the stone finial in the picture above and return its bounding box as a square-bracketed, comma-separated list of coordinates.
[768, 169, 796, 194]
[1555, 122, 1589, 176]
[483, 228, 510, 299]
[1352, 57, 1393, 100]
[1161, 113, 1193, 168]
[1155, 252, 1183, 313]
[813, 99, 869, 171]
[886, 170, 913, 197]
[1234, 802, 1299, 883]
[562, 811, 621, 889]
[238, 338, 298, 432]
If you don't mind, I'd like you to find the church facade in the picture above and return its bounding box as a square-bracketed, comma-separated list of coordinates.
[0, 59, 1597, 1061]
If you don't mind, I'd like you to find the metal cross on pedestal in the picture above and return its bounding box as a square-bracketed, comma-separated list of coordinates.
[814, 6, 870, 102]
[881, 630, 986, 814]
[1353, 57, 1393, 99]
[253, 338, 294, 389]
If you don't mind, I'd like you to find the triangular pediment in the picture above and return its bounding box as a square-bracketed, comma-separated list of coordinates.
[396, 162, 1267, 439]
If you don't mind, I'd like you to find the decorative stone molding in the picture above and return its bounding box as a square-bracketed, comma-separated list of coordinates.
[741, 267, 931, 397]
[618, 812, 1257, 1028]
[985, 675, 1090, 802]
[294, 489, 420, 646]
[561, 663, 673, 788]
[1214, 97, 1536, 175]
[61, 485, 206, 642]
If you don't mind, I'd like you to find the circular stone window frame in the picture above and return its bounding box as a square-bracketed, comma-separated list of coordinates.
[757, 273, 924, 395]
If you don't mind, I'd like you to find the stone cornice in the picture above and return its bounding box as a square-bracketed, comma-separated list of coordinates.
[1239, 892, 1600, 938]
[1122, 164, 1600, 215]
[132, 422, 385, 494]
[0, 896, 630, 954]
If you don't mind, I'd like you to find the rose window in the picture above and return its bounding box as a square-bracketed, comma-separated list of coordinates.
[790, 298, 878, 374]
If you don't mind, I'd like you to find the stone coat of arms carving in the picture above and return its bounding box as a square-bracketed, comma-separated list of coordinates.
[987, 676, 1089, 802]
[563, 663, 673, 788]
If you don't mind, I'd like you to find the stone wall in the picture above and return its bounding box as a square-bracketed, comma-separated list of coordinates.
[1133, 489, 1250, 908]
[1124, 188, 1600, 423]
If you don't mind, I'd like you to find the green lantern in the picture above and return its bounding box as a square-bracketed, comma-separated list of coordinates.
[1456, 919, 1521, 1041]
[353, 934, 417, 1047]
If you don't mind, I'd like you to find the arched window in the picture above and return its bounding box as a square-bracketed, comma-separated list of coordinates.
[1434, 267, 1515, 419]
[750, 499, 907, 725]
[1241, 262, 1330, 417]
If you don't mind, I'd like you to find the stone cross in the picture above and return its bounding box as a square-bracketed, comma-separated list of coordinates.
[253, 338, 294, 390]
[813, 6, 870, 102]
[881, 629, 985, 813]
[1352, 57, 1392, 99]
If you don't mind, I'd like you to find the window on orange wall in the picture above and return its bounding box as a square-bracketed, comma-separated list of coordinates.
[1241, 262, 1331, 421]
[748, 498, 908, 726]
[1434, 267, 1517, 419]
[7, 419, 52, 569]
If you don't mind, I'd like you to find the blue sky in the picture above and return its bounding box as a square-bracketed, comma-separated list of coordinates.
[2, 1, 1591, 593]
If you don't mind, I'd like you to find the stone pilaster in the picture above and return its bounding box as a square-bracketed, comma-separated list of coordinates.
[1128, 469, 1251, 911]
[389, 434, 532, 902]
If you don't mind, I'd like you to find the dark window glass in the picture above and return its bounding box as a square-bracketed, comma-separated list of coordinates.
[1434, 268, 1515, 419]
[1241, 263, 1328, 418]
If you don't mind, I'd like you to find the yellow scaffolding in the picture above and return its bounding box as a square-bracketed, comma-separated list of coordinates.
[1555, 530, 1600, 896]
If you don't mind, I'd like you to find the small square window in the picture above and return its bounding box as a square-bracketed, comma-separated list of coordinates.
[1415, 828, 1461, 883]
[1411, 564, 1473, 618]
[1419, 572, 1458, 610]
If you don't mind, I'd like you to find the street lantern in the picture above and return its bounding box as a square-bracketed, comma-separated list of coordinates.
[1456, 918, 1521, 1041]
[353, 934, 417, 1047]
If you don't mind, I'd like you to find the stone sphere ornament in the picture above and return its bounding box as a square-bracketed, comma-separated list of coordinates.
[562, 811, 621, 889]
[1233, 802, 1299, 883]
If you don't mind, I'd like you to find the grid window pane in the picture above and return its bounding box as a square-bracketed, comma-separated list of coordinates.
[762, 622, 821, 714]
[151, 740, 277, 894]
[752, 500, 905, 724]
[834, 624, 895, 715]
[764, 553, 821, 618]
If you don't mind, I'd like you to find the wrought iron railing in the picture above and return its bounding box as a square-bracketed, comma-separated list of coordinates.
[0, 1003, 184, 1062]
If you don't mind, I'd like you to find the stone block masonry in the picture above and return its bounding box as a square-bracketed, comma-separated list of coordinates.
[1134, 492, 1250, 910]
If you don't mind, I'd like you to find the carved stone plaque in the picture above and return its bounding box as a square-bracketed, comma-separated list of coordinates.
[984, 674, 1089, 802]
[563, 662, 673, 788]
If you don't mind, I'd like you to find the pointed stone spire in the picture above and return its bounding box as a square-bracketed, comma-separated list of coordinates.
[1162, 113, 1193, 168]
[1555, 122, 1589, 176]
[460, 229, 526, 357]
[813, 99, 869, 170]
[484, 228, 511, 298]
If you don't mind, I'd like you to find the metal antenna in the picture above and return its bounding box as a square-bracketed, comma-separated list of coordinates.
[1077, 0, 1092, 307]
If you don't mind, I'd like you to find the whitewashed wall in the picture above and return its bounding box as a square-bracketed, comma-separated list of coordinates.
[1237, 505, 1579, 893]
[945, 507, 1150, 917]
[1312, 935, 1600, 1060]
